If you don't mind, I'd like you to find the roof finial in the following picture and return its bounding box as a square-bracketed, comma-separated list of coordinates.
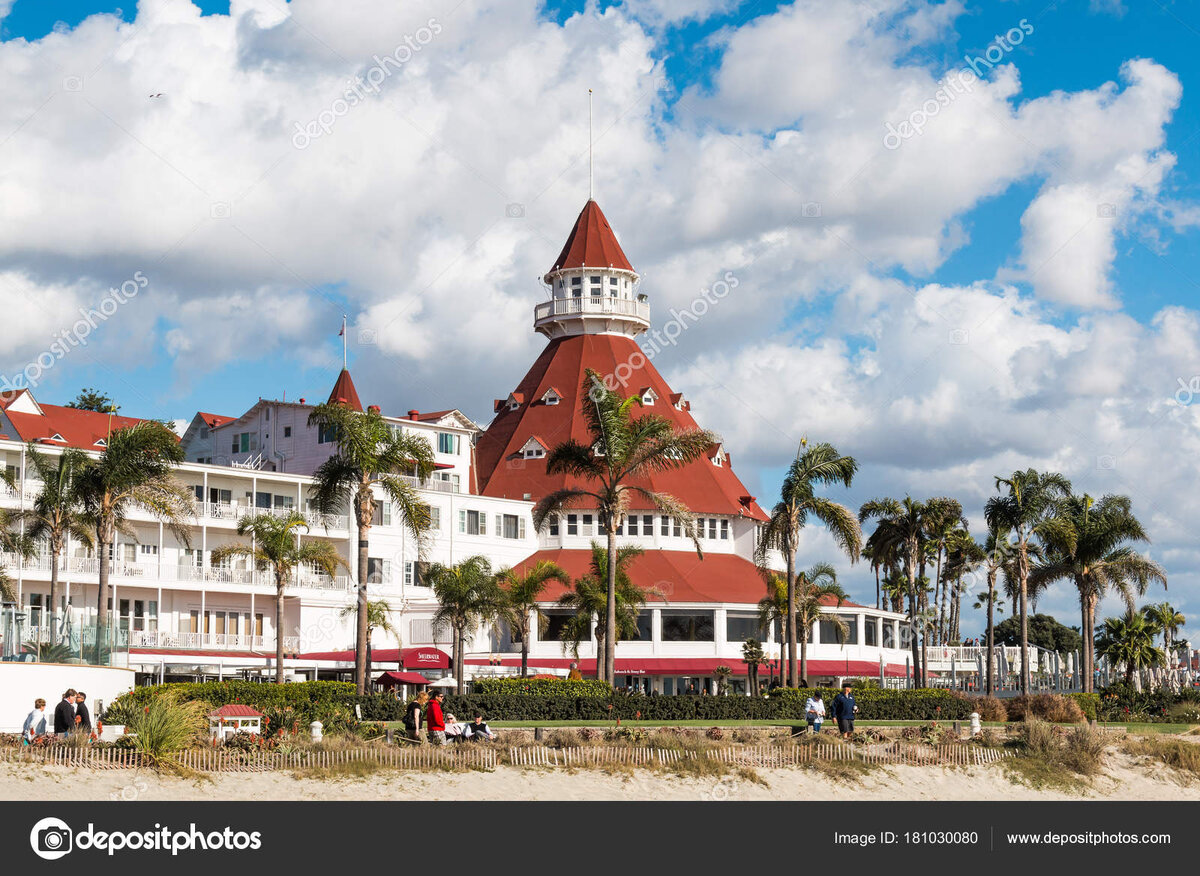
[588, 88, 593, 201]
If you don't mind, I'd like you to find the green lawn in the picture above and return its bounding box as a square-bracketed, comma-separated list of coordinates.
[373, 718, 1196, 732]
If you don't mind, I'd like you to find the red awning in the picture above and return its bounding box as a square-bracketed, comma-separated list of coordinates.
[464, 656, 908, 678]
[375, 671, 431, 687]
[297, 646, 451, 669]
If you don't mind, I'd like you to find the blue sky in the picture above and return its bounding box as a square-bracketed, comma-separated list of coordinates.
[2, 1, 1199, 628]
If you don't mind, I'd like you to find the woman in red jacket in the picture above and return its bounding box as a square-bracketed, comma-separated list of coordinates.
[426, 691, 447, 745]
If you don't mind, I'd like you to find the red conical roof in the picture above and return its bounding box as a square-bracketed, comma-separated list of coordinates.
[327, 368, 363, 412]
[547, 200, 634, 275]
[475, 333, 767, 520]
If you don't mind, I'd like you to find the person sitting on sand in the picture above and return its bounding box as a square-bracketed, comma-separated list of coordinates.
[466, 713, 493, 742]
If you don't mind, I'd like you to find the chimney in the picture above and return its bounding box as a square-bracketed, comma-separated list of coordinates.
[298, 398, 306, 404]
[408, 410, 420, 421]
[368, 405, 381, 414]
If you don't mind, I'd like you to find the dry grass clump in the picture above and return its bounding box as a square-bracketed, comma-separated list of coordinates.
[1005, 694, 1085, 724]
[1122, 737, 1200, 780]
[1003, 719, 1106, 792]
[969, 696, 1009, 723]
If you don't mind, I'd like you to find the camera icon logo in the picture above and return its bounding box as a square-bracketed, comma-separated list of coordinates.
[1097, 203, 1116, 219]
[210, 202, 231, 219]
[62, 76, 83, 92]
[948, 328, 969, 345]
[801, 201, 822, 218]
[357, 328, 377, 345]
[505, 203, 525, 219]
[30, 817, 73, 860]
[1096, 455, 1116, 470]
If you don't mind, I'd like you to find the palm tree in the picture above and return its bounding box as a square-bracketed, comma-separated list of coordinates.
[860, 497, 928, 686]
[307, 402, 436, 694]
[211, 512, 344, 682]
[496, 560, 569, 677]
[759, 562, 847, 684]
[984, 470, 1073, 693]
[0, 466, 34, 604]
[755, 439, 862, 688]
[532, 369, 714, 683]
[340, 599, 404, 683]
[426, 555, 504, 694]
[741, 638, 766, 696]
[18, 445, 94, 643]
[1145, 602, 1184, 671]
[556, 542, 658, 671]
[941, 527, 983, 644]
[971, 525, 1013, 694]
[714, 665, 733, 695]
[76, 421, 193, 657]
[1095, 609, 1164, 691]
[922, 498, 964, 645]
[1030, 493, 1165, 693]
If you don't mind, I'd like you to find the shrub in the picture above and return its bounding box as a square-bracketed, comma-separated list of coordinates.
[1067, 693, 1099, 722]
[705, 726, 725, 740]
[127, 693, 209, 767]
[1005, 694, 1085, 724]
[959, 694, 1007, 722]
[769, 687, 973, 720]
[1060, 725, 1106, 776]
[471, 678, 612, 697]
[1166, 702, 1200, 724]
[106, 681, 359, 735]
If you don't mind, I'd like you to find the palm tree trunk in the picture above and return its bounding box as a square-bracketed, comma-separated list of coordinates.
[1018, 546, 1031, 694]
[1086, 592, 1098, 694]
[786, 543, 798, 689]
[605, 524, 617, 686]
[906, 549, 921, 688]
[455, 625, 465, 695]
[275, 572, 286, 684]
[48, 541, 60, 646]
[95, 531, 110, 663]
[874, 564, 880, 611]
[520, 618, 529, 678]
[934, 548, 944, 645]
[1080, 596, 1090, 693]
[354, 501, 371, 695]
[986, 571, 996, 695]
[799, 620, 808, 686]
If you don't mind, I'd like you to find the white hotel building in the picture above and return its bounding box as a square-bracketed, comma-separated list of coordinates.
[0, 198, 919, 692]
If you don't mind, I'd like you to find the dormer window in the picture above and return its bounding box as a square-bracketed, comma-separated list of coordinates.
[639, 387, 658, 406]
[506, 392, 524, 412]
[540, 388, 562, 406]
[50, 433, 65, 443]
[520, 436, 548, 459]
[94, 438, 107, 448]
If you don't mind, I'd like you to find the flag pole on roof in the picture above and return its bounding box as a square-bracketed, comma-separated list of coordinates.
[588, 88, 593, 201]
[339, 314, 347, 369]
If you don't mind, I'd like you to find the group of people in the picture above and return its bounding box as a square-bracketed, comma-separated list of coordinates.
[22, 689, 95, 744]
[803, 684, 860, 738]
[400, 690, 494, 746]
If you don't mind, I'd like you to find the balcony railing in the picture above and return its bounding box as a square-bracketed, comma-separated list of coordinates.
[395, 473, 458, 493]
[534, 296, 650, 323]
[202, 502, 348, 531]
[128, 630, 268, 650]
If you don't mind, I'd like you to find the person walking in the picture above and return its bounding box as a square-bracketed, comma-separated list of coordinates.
[22, 699, 48, 744]
[426, 690, 447, 746]
[404, 691, 428, 741]
[53, 689, 77, 737]
[804, 691, 826, 734]
[831, 683, 858, 738]
[74, 691, 92, 736]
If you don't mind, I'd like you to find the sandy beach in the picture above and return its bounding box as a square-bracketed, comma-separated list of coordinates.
[2, 751, 1196, 802]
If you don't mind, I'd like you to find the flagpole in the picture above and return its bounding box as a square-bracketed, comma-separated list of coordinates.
[342, 314, 347, 369]
[588, 88, 593, 201]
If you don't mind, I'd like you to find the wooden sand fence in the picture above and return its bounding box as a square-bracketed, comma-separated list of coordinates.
[507, 742, 1011, 769]
[0, 745, 498, 773]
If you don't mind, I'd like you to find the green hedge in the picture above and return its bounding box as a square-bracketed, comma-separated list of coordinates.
[1097, 682, 1200, 722]
[768, 688, 975, 720]
[104, 681, 360, 734]
[1067, 693, 1099, 721]
[471, 678, 612, 697]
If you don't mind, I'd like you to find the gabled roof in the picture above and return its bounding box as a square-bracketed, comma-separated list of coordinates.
[327, 368, 363, 412]
[546, 199, 634, 275]
[198, 412, 235, 429]
[3, 402, 149, 451]
[208, 704, 264, 718]
[475, 333, 768, 520]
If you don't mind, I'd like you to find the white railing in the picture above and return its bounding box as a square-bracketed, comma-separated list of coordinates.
[925, 645, 1026, 664]
[129, 630, 269, 650]
[534, 296, 650, 323]
[201, 501, 348, 531]
[395, 474, 458, 494]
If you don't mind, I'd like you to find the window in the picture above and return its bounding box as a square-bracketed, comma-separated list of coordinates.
[458, 509, 486, 535]
[231, 432, 258, 454]
[882, 622, 896, 649]
[661, 611, 715, 642]
[437, 432, 459, 454]
[695, 518, 706, 538]
[523, 445, 544, 459]
[720, 519, 729, 540]
[581, 514, 594, 536]
[819, 615, 858, 645]
[673, 518, 682, 538]
[541, 610, 579, 643]
[708, 519, 718, 540]
[265, 408, 270, 422]
[566, 514, 578, 536]
[865, 618, 878, 647]
[274, 495, 294, 510]
[429, 506, 441, 531]
[726, 612, 765, 643]
[641, 514, 652, 533]
[497, 514, 525, 539]
[139, 544, 158, 560]
[199, 426, 209, 439]
[367, 558, 390, 584]
[283, 426, 292, 438]
[372, 502, 393, 526]
[660, 516, 669, 536]
[255, 492, 272, 509]
[627, 516, 638, 536]
[317, 424, 338, 444]
[631, 611, 652, 641]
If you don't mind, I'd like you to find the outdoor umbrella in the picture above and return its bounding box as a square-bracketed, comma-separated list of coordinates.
[428, 676, 458, 688]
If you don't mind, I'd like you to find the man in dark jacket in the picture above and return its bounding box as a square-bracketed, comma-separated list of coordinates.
[831, 684, 858, 738]
[74, 691, 92, 735]
[53, 689, 77, 737]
